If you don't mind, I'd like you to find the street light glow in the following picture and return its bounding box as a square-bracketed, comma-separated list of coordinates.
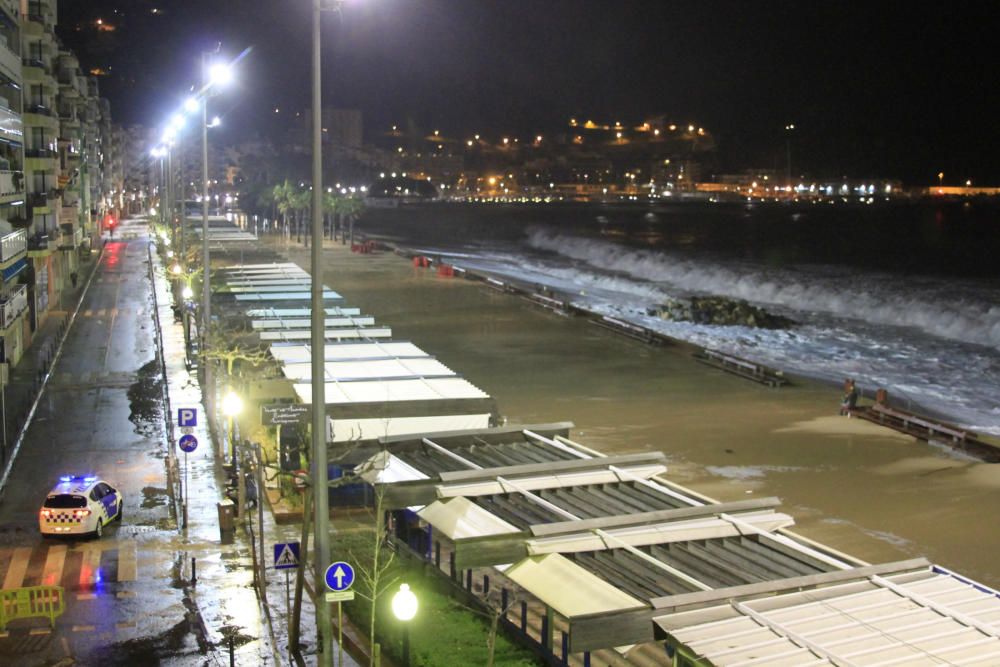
[181, 286, 194, 299]
[391, 584, 418, 621]
[210, 116, 222, 127]
[209, 62, 234, 86]
[222, 392, 243, 417]
[184, 97, 199, 113]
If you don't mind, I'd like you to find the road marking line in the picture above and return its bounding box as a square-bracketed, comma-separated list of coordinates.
[79, 546, 102, 587]
[116, 621, 137, 629]
[29, 628, 51, 636]
[118, 541, 137, 581]
[41, 544, 67, 587]
[0, 631, 9, 638]
[3, 546, 32, 589]
[111, 307, 118, 318]
[116, 590, 135, 598]
[72, 625, 95, 632]
[84, 309, 93, 317]
[76, 593, 97, 600]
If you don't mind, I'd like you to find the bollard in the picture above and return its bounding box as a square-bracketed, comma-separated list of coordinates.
[229, 636, 235, 667]
[192, 557, 197, 585]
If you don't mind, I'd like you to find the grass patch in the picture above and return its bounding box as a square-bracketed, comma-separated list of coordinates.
[331, 530, 540, 666]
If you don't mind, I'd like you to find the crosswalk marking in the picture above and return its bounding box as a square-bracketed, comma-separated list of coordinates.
[0, 541, 138, 591]
[118, 542, 137, 582]
[84, 309, 93, 317]
[2, 546, 31, 589]
[79, 548, 102, 587]
[41, 544, 67, 587]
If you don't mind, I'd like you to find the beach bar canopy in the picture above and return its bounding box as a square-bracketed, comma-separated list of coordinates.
[269, 341, 429, 365]
[292, 377, 495, 443]
[360, 425, 918, 654]
[260, 327, 391, 341]
[280, 357, 457, 382]
[651, 560, 1000, 666]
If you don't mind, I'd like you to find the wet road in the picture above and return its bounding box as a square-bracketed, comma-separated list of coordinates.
[0, 220, 272, 666]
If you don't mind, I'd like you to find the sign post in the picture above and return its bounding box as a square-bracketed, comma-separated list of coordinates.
[178, 433, 198, 529]
[274, 541, 301, 634]
[324, 561, 355, 666]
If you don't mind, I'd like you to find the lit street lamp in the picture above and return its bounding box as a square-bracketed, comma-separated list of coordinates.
[392, 583, 418, 667]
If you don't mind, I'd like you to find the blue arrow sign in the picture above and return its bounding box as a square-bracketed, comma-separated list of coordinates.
[178, 434, 198, 453]
[274, 542, 300, 570]
[324, 561, 355, 592]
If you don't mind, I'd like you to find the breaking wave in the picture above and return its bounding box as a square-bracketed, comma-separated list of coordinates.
[527, 230, 1000, 350]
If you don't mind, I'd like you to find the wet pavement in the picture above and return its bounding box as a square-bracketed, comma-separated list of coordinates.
[0, 218, 348, 666]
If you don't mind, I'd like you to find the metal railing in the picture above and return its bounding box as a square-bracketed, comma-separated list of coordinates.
[0, 170, 24, 196]
[0, 229, 26, 263]
[0, 284, 28, 330]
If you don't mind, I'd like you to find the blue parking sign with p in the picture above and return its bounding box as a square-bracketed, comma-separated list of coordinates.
[178, 408, 198, 427]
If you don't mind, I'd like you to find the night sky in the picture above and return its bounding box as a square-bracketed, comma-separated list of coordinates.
[57, 0, 999, 184]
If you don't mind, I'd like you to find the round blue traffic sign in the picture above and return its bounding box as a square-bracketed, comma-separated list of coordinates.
[325, 561, 355, 591]
[179, 434, 199, 453]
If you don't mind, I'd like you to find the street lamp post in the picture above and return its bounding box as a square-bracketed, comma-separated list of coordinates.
[391, 584, 418, 667]
[784, 123, 795, 193]
[201, 53, 214, 441]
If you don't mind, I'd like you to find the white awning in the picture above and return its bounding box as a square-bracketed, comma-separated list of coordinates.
[418, 497, 521, 540]
[247, 307, 361, 318]
[269, 341, 427, 364]
[294, 377, 489, 404]
[235, 291, 341, 301]
[281, 358, 456, 382]
[253, 317, 376, 330]
[655, 566, 1000, 666]
[261, 327, 392, 341]
[436, 464, 668, 499]
[505, 554, 644, 618]
[328, 413, 492, 443]
[526, 511, 795, 556]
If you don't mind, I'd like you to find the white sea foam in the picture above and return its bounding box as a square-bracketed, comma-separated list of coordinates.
[527, 230, 1000, 350]
[425, 238, 1000, 436]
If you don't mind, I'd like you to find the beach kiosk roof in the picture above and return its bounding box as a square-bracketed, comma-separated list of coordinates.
[651, 560, 1000, 666]
[361, 425, 897, 654]
[292, 377, 495, 443]
[268, 341, 428, 365]
[280, 357, 456, 382]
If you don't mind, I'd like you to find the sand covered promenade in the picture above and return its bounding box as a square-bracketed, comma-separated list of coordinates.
[257, 232, 1000, 589]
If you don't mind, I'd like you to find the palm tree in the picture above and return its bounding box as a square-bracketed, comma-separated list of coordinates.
[273, 180, 296, 236]
[339, 197, 365, 245]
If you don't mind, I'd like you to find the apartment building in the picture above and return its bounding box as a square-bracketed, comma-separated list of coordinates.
[0, 0, 28, 368]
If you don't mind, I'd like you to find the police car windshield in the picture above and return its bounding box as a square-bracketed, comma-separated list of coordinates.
[44, 494, 87, 509]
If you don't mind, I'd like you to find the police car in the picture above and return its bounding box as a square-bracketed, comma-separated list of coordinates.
[39, 476, 123, 538]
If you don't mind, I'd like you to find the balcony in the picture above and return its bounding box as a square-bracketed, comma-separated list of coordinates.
[0, 229, 26, 264]
[0, 104, 22, 144]
[26, 231, 55, 256]
[0, 170, 24, 198]
[0, 34, 20, 83]
[0, 284, 28, 331]
[58, 223, 81, 249]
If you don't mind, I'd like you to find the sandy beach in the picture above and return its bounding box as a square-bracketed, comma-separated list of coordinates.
[263, 234, 1000, 589]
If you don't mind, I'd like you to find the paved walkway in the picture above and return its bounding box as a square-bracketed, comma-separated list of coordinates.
[148, 220, 359, 667]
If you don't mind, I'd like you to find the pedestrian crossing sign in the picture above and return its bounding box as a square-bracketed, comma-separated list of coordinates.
[273, 542, 301, 569]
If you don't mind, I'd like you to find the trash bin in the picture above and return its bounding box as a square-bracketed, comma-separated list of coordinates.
[217, 499, 235, 537]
